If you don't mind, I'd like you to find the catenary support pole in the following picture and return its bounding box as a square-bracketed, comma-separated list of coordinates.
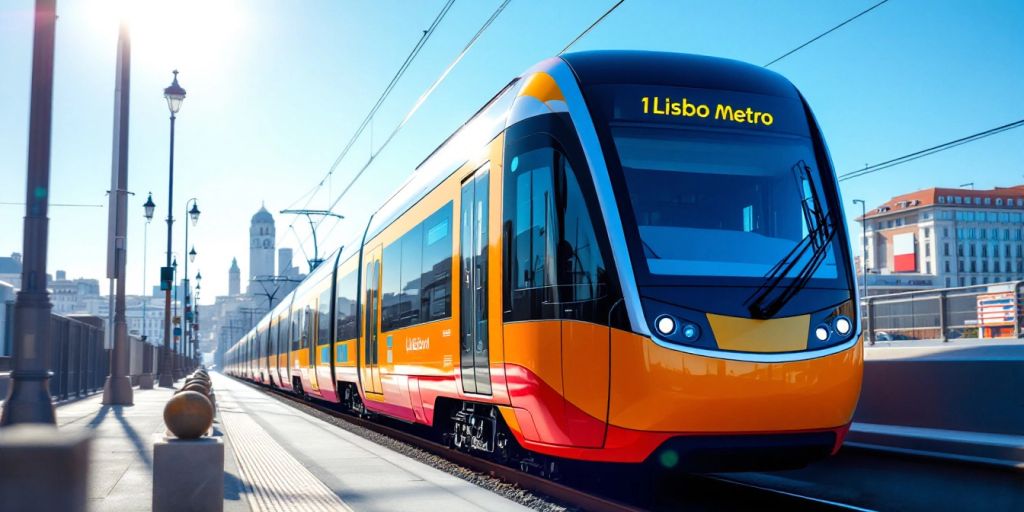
[102, 17, 133, 405]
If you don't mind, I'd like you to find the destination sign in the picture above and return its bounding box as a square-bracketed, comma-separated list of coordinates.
[640, 96, 774, 126]
[588, 84, 810, 136]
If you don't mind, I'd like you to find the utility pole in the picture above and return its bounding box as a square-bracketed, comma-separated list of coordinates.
[252, 275, 302, 314]
[103, 16, 133, 405]
[1, 0, 59, 425]
[280, 209, 343, 271]
[853, 199, 868, 301]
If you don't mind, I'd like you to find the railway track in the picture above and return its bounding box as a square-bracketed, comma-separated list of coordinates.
[236, 377, 873, 512]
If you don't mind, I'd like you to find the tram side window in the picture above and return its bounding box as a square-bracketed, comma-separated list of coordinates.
[317, 289, 331, 347]
[291, 310, 301, 351]
[280, 312, 290, 355]
[382, 202, 454, 331]
[382, 242, 402, 330]
[268, 320, 275, 358]
[400, 224, 424, 327]
[421, 203, 453, 321]
[336, 270, 358, 340]
[303, 304, 315, 350]
[504, 139, 607, 322]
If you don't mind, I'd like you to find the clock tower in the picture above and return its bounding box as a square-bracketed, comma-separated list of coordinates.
[248, 203, 276, 293]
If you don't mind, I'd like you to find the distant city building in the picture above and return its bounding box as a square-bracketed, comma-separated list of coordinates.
[0, 252, 22, 289]
[229, 257, 241, 297]
[78, 295, 166, 345]
[49, 270, 100, 315]
[278, 248, 299, 278]
[248, 204, 276, 293]
[203, 205, 313, 366]
[859, 184, 1024, 295]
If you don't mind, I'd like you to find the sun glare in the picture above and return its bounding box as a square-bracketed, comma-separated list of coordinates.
[88, 0, 245, 78]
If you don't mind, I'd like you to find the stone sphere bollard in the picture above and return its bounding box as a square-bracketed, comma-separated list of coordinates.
[163, 391, 214, 439]
[182, 382, 211, 396]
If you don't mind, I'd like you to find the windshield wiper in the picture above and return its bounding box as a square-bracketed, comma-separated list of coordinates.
[642, 239, 661, 259]
[744, 161, 836, 319]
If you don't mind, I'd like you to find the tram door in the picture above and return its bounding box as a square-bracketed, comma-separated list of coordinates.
[361, 249, 383, 396]
[460, 167, 492, 395]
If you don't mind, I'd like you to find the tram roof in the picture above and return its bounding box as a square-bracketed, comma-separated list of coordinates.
[561, 50, 799, 99]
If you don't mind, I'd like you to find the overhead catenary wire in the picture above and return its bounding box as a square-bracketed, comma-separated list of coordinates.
[283, 0, 456, 249]
[764, 0, 889, 67]
[559, 0, 625, 55]
[315, 0, 626, 244]
[317, 0, 513, 235]
[838, 118, 1024, 182]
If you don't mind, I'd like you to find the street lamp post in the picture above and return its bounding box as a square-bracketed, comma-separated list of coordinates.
[159, 70, 185, 387]
[853, 199, 868, 301]
[1, 0, 59, 425]
[183, 198, 199, 372]
[140, 193, 155, 387]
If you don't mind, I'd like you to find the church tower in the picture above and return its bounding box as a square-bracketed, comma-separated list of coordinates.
[249, 204, 276, 293]
[228, 258, 240, 296]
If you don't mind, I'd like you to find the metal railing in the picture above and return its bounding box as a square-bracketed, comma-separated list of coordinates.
[862, 281, 1024, 343]
[49, 314, 108, 401]
[1, 313, 164, 402]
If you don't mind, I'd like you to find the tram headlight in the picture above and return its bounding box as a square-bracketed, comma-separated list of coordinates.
[833, 316, 852, 337]
[814, 324, 830, 342]
[655, 315, 677, 336]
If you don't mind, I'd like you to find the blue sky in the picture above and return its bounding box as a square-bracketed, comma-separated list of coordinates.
[1, 0, 1022, 301]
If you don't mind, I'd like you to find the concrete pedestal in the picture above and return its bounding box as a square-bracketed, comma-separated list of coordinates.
[138, 373, 155, 390]
[0, 425, 91, 512]
[153, 434, 224, 512]
[102, 375, 134, 405]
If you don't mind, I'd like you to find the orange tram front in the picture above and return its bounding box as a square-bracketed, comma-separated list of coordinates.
[225, 51, 863, 472]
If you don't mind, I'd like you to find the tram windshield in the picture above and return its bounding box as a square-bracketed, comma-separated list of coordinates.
[587, 84, 847, 289]
[611, 126, 838, 280]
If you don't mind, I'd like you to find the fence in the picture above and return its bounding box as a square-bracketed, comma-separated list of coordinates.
[1, 314, 161, 402]
[862, 281, 1024, 343]
[50, 315, 108, 401]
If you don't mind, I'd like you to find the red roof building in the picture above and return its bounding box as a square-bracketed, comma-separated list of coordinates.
[856, 185, 1024, 294]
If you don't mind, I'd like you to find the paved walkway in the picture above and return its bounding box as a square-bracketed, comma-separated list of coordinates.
[56, 380, 247, 512]
[51, 374, 526, 511]
[213, 372, 527, 512]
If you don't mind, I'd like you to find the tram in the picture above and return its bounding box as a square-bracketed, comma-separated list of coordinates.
[226, 51, 862, 472]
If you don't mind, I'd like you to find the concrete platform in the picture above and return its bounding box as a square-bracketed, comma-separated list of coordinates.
[51, 373, 527, 511]
[213, 372, 528, 512]
[55, 379, 247, 512]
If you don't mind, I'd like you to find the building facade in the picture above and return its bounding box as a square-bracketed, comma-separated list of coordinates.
[859, 185, 1024, 294]
[50, 270, 101, 315]
[0, 252, 22, 290]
